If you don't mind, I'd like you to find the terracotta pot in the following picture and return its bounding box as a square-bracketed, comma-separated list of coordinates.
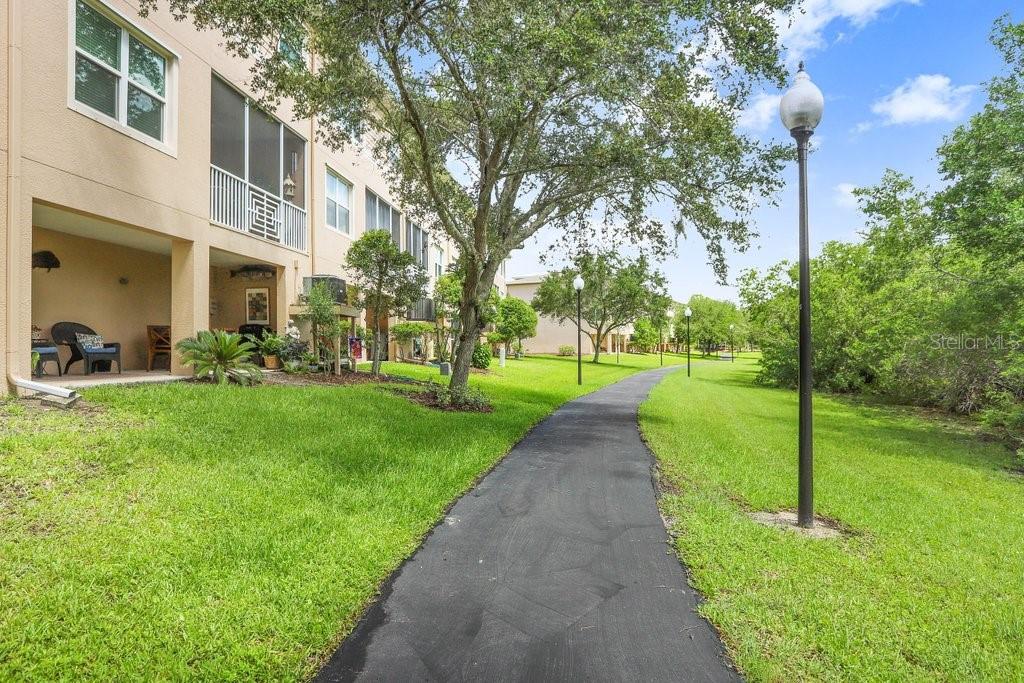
[264, 354, 281, 370]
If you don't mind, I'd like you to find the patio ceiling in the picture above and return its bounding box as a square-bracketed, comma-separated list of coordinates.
[33, 202, 172, 256]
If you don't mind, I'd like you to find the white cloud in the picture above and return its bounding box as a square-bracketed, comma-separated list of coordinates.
[834, 182, 859, 209]
[738, 93, 782, 132]
[776, 0, 919, 64]
[866, 74, 975, 127]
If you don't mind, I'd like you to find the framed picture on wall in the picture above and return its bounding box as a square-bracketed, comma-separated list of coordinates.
[245, 288, 270, 325]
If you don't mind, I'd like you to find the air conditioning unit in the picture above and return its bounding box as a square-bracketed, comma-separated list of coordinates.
[303, 275, 348, 305]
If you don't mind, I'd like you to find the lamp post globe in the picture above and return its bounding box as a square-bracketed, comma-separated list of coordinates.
[573, 276, 584, 385]
[780, 62, 823, 529]
[780, 64, 824, 132]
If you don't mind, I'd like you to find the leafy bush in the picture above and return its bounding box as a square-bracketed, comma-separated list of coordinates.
[246, 331, 287, 357]
[632, 318, 659, 353]
[299, 281, 349, 366]
[471, 342, 491, 369]
[558, 345, 575, 356]
[391, 321, 434, 342]
[486, 331, 504, 348]
[175, 330, 262, 386]
[392, 321, 434, 361]
[279, 337, 308, 364]
[424, 380, 492, 411]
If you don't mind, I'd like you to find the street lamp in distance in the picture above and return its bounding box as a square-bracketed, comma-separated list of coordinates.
[729, 323, 735, 363]
[780, 61, 824, 529]
[684, 306, 692, 378]
[573, 275, 585, 386]
[665, 308, 674, 367]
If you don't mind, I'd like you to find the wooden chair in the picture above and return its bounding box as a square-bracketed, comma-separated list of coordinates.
[147, 325, 172, 371]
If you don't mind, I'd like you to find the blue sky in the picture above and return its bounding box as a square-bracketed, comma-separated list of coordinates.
[506, 0, 1018, 303]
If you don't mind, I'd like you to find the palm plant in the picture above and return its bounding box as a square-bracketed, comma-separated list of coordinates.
[175, 330, 262, 386]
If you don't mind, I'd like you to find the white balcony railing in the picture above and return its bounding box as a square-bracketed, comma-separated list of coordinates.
[210, 165, 307, 252]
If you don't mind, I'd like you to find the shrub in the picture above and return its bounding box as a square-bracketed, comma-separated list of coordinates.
[557, 345, 575, 356]
[282, 360, 305, 374]
[471, 342, 492, 369]
[279, 337, 308, 364]
[246, 331, 287, 357]
[175, 330, 262, 386]
[981, 390, 1024, 462]
[392, 321, 434, 342]
[424, 381, 492, 411]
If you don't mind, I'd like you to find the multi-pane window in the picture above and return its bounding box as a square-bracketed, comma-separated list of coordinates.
[365, 190, 401, 245]
[73, 0, 169, 142]
[210, 75, 306, 207]
[406, 221, 428, 267]
[434, 245, 444, 278]
[278, 34, 305, 67]
[326, 169, 351, 234]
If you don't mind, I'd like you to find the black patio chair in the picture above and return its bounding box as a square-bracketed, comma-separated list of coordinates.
[51, 322, 122, 375]
[238, 323, 272, 339]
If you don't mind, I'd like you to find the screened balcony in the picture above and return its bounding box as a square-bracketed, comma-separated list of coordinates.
[208, 76, 308, 252]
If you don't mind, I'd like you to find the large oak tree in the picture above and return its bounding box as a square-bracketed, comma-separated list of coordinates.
[143, 0, 793, 391]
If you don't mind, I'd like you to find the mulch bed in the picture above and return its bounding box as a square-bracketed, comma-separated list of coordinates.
[387, 386, 494, 413]
[260, 370, 423, 387]
[260, 370, 493, 412]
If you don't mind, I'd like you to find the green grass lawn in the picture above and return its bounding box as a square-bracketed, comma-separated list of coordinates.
[640, 357, 1024, 681]
[0, 352, 682, 681]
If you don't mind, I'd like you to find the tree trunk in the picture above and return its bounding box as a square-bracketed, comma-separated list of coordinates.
[450, 265, 488, 392]
[592, 327, 605, 364]
[371, 323, 383, 376]
[450, 252, 503, 391]
[450, 305, 478, 391]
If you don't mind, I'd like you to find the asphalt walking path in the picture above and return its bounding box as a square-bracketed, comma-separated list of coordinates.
[317, 366, 739, 682]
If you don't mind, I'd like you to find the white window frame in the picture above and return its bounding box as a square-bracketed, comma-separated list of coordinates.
[325, 166, 352, 235]
[366, 189, 401, 242]
[434, 245, 445, 278]
[67, 0, 179, 156]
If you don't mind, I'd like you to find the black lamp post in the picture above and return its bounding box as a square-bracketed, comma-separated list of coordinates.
[780, 61, 824, 529]
[665, 308, 674, 367]
[685, 306, 692, 377]
[573, 275, 584, 385]
[659, 326, 664, 367]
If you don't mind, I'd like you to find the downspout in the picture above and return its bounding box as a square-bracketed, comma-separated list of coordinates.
[5, 0, 76, 400]
[308, 50, 316, 272]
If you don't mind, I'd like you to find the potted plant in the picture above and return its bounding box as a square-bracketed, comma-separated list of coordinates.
[248, 331, 287, 370]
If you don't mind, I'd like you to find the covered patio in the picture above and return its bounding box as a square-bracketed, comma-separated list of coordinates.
[31, 203, 173, 378]
[29, 202, 289, 383]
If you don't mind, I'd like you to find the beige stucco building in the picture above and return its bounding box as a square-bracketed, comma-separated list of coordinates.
[506, 275, 631, 356]
[1, 0, 475, 395]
